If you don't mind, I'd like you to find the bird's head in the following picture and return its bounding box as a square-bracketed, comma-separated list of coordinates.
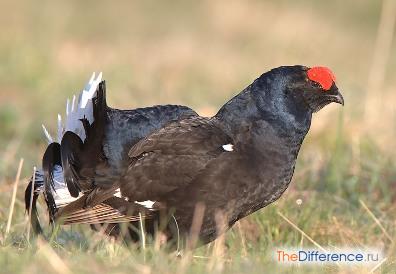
[269, 65, 344, 113]
[216, 65, 344, 130]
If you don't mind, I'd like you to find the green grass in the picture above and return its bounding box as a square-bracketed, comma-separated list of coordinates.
[0, 0, 396, 273]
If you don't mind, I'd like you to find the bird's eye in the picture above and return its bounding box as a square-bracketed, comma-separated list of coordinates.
[311, 81, 322, 89]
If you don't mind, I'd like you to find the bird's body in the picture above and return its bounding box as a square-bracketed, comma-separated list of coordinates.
[26, 65, 343, 248]
[119, 67, 314, 244]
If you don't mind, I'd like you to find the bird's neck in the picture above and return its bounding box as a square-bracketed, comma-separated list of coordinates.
[215, 79, 312, 143]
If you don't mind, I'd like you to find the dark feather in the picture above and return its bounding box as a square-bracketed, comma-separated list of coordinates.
[122, 116, 232, 201]
[61, 131, 83, 197]
[78, 80, 109, 187]
[42, 142, 62, 221]
[42, 143, 61, 191]
[24, 170, 44, 234]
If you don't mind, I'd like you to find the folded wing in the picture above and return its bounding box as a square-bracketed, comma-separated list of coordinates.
[122, 117, 233, 201]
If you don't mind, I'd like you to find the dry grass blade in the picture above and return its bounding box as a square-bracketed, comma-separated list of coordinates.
[277, 211, 346, 270]
[207, 210, 227, 272]
[187, 202, 205, 250]
[37, 237, 72, 274]
[5, 158, 24, 236]
[236, 221, 248, 257]
[139, 212, 146, 262]
[139, 212, 146, 248]
[369, 257, 387, 273]
[178, 203, 206, 274]
[359, 199, 393, 244]
[277, 211, 328, 253]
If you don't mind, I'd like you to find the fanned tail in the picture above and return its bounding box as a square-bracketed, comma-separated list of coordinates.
[25, 72, 103, 234]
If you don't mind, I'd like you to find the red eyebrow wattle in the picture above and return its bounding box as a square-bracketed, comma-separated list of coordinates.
[307, 66, 336, 91]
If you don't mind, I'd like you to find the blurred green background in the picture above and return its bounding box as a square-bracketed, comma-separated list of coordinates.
[0, 0, 395, 273]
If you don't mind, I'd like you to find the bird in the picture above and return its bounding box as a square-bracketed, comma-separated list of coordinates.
[26, 65, 343, 249]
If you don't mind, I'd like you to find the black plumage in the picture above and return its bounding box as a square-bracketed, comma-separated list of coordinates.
[25, 65, 343, 249]
[116, 65, 344, 245]
[42, 142, 62, 222]
[25, 79, 198, 233]
[25, 170, 45, 234]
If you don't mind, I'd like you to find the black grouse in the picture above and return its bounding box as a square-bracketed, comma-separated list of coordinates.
[26, 66, 343, 249]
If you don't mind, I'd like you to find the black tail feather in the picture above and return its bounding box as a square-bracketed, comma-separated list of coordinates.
[60, 80, 109, 197]
[42, 142, 62, 222]
[82, 80, 107, 154]
[61, 131, 83, 198]
[24, 170, 44, 234]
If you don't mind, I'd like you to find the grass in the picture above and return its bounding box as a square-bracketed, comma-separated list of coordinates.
[0, 0, 396, 273]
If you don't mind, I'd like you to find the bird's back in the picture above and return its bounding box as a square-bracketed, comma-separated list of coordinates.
[103, 105, 198, 171]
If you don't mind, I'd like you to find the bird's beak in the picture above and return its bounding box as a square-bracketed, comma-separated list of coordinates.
[330, 92, 344, 106]
[327, 86, 344, 106]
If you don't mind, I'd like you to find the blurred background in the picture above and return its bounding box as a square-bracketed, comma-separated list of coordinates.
[0, 0, 395, 273]
[0, 0, 395, 175]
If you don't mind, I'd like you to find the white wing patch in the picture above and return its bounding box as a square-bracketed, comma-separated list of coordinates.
[42, 72, 103, 143]
[114, 188, 122, 198]
[135, 200, 156, 209]
[222, 144, 234, 152]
